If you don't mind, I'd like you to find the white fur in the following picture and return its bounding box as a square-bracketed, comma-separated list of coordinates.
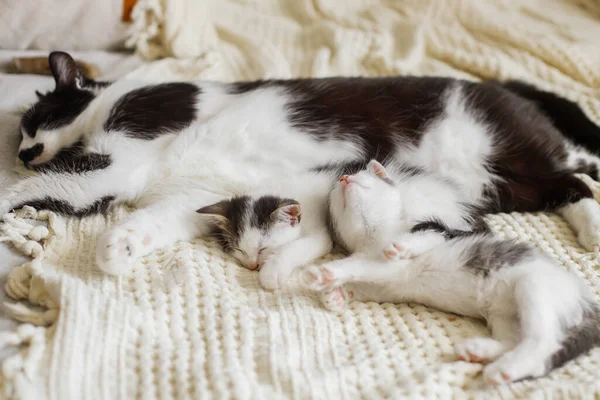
[302, 162, 598, 385]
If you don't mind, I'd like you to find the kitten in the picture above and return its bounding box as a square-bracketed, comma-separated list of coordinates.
[197, 172, 335, 290]
[302, 160, 600, 385]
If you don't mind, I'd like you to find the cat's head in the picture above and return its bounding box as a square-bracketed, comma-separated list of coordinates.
[197, 195, 302, 270]
[328, 160, 401, 252]
[18, 51, 109, 167]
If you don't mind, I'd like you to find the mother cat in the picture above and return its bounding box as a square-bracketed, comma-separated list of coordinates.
[4, 51, 600, 283]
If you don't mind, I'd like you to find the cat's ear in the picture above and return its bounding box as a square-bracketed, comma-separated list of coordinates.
[49, 51, 84, 89]
[367, 160, 389, 179]
[271, 200, 301, 227]
[196, 200, 230, 220]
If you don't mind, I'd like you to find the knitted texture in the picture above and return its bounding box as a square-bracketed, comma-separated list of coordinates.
[2, 0, 600, 398]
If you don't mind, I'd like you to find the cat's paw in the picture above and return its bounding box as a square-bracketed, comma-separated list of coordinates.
[321, 287, 352, 311]
[96, 225, 150, 275]
[258, 257, 292, 291]
[483, 351, 546, 386]
[0, 199, 12, 217]
[383, 241, 411, 261]
[455, 337, 508, 363]
[577, 223, 600, 252]
[301, 265, 341, 291]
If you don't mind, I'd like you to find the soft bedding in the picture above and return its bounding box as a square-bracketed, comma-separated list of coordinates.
[2, 1, 600, 399]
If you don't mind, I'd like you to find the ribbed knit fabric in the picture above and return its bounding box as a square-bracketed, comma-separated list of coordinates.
[2, 1, 600, 398]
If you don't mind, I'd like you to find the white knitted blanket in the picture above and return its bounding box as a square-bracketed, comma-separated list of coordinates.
[2, 1, 600, 398]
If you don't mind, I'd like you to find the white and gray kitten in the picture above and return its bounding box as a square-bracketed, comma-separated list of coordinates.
[197, 171, 335, 290]
[302, 160, 600, 386]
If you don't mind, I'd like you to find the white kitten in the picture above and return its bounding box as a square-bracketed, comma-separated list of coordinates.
[302, 160, 600, 385]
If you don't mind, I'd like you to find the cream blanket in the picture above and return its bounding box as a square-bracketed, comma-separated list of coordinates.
[2, 0, 600, 398]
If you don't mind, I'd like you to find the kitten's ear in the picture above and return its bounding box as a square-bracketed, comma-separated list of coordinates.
[271, 200, 301, 227]
[49, 51, 84, 89]
[367, 160, 389, 179]
[196, 200, 230, 220]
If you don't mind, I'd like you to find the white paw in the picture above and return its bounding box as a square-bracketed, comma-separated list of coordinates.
[483, 352, 546, 386]
[96, 226, 150, 275]
[321, 287, 352, 311]
[258, 258, 292, 291]
[383, 241, 411, 261]
[0, 199, 12, 217]
[455, 337, 508, 363]
[577, 224, 600, 252]
[301, 265, 340, 291]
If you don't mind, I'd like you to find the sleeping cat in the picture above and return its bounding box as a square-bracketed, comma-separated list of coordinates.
[196, 171, 335, 289]
[301, 160, 600, 385]
[4, 51, 600, 280]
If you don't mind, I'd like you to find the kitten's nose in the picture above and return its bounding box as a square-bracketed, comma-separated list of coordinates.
[339, 175, 349, 184]
[248, 263, 259, 271]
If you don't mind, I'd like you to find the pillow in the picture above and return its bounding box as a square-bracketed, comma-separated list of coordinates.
[0, 0, 130, 51]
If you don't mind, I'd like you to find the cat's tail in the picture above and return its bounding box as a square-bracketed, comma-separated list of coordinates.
[548, 302, 600, 371]
[500, 80, 600, 153]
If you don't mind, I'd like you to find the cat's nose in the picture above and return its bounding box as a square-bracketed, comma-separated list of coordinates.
[339, 175, 349, 184]
[18, 143, 44, 164]
[248, 263, 259, 271]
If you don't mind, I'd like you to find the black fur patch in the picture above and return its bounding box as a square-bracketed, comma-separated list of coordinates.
[18, 144, 44, 164]
[21, 88, 95, 136]
[228, 77, 447, 161]
[411, 218, 477, 240]
[500, 80, 600, 155]
[104, 83, 200, 140]
[463, 239, 533, 277]
[15, 196, 115, 217]
[549, 306, 600, 370]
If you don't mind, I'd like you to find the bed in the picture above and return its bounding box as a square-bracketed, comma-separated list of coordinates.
[1, 1, 600, 398]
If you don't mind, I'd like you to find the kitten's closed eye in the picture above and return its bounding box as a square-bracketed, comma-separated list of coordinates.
[235, 248, 248, 256]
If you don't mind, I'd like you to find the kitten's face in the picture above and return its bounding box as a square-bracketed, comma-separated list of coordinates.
[197, 196, 302, 270]
[329, 160, 401, 252]
[18, 52, 106, 167]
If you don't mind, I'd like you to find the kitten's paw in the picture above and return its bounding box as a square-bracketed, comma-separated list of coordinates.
[455, 337, 508, 363]
[258, 258, 292, 291]
[96, 226, 150, 275]
[383, 241, 411, 261]
[321, 287, 352, 311]
[301, 265, 341, 291]
[483, 352, 546, 386]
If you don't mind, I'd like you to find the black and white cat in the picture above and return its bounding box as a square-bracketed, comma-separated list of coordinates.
[4, 51, 600, 283]
[301, 161, 600, 386]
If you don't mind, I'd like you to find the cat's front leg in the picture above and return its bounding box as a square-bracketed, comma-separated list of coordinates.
[96, 195, 214, 275]
[1, 166, 121, 218]
[259, 230, 332, 290]
[301, 253, 412, 291]
[383, 231, 447, 261]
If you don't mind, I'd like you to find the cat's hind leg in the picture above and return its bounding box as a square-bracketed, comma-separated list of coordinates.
[482, 275, 561, 385]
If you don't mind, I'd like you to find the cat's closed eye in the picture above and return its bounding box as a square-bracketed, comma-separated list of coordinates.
[258, 247, 266, 254]
[235, 248, 247, 256]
